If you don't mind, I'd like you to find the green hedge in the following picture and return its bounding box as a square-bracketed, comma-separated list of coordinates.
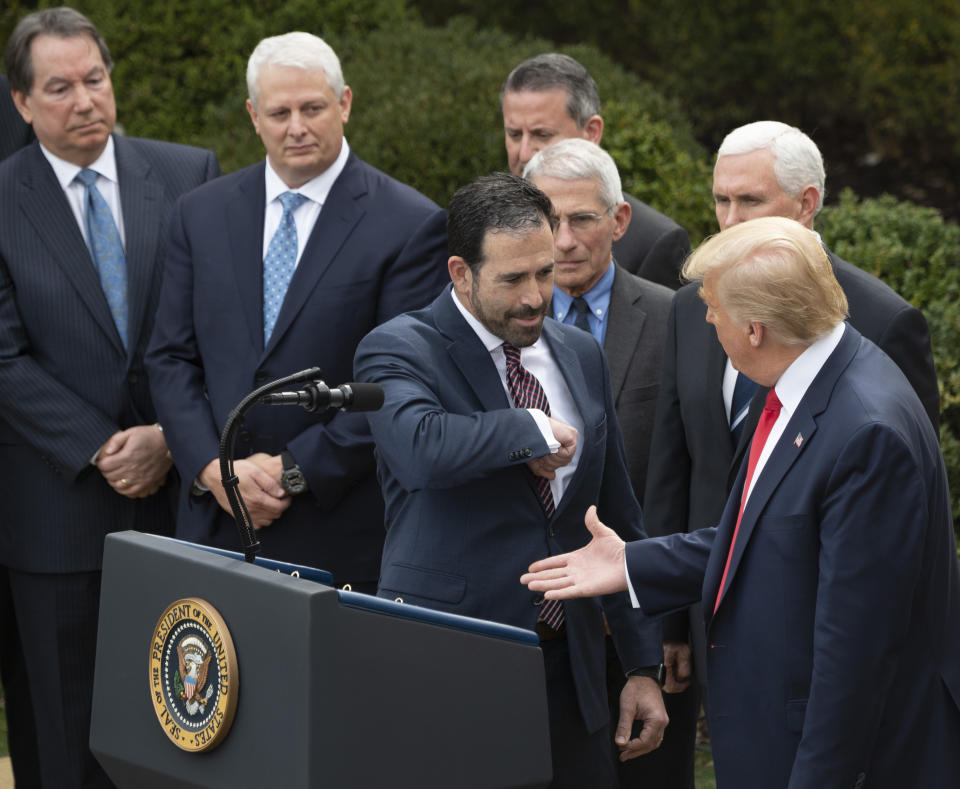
[819, 190, 960, 526]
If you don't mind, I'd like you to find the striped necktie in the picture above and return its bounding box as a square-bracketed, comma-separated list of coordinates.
[503, 342, 564, 630]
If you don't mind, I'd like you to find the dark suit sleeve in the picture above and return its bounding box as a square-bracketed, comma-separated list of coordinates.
[354, 325, 551, 490]
[0, 255, 118, 477]
[284, 208, 449, 501]
[874, 304, 940, 432]
[145, 198, 223, 485]
[640, 295, 693, 641]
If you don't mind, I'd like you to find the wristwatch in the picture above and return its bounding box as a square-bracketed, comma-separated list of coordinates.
[626, 663, 666, 687]
[280, 450, 309, 495]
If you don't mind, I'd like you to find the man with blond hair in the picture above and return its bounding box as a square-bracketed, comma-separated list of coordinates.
[523, 216, 960, 789]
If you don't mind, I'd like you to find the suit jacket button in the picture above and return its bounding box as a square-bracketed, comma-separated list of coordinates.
[128, 372, 139, 384]
[523, 448, 533, 457]
[254, 371, 268, 382]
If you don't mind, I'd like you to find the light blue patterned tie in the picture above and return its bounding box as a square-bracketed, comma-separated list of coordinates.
[76, 168, 128, 347]
[263, 191, 308, 342]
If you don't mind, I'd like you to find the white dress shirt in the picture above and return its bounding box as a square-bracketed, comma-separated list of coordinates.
[451, 289, 585, 505]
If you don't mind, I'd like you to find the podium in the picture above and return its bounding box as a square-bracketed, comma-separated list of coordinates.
[91, 531, 551, 788]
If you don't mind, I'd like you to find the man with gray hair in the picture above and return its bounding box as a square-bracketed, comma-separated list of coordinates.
[523, 215, 960, 789]
[146, 32, 448, 594]
[641, 120, 940, 782]
[501, 53, 690, 289]
[524, 138, 688, 786]
[0, 7, 219, 785]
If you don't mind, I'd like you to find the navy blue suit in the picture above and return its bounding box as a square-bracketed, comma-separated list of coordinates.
[628, 325, 960, 788]
[146, 153, 448, 587]
[354, 288, 661, 738]
[0, 135, 219, 788]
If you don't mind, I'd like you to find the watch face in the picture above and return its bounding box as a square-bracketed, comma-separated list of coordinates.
[282, 468, 308, 495]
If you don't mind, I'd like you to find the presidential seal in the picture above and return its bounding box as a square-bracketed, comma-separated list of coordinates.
[149, 598, 238, 752]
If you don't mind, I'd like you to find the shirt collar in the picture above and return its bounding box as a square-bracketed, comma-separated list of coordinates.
[552, 259, 615, 321]
[449, 287, 549, 355]
[41, 134, 118, 190]
[772, 322, 846, 417]
[264, 137, 350, 207]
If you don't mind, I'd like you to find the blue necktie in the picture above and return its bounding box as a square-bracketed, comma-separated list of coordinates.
[730, 372, 758, 447]
[76, 168, 128, 347]
[263, 191, 308, 342]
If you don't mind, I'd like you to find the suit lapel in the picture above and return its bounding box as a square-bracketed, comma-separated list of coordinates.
[17, 144, 125, 355]
[225, 163, 268, 353]
[711, 325, 862, 615]
[115, 137, 163, 357]
[433, 288, 512, 413]
[265, 153, 366, 357]
[603, 264, 646, 400]
[541, 320, 593, 519]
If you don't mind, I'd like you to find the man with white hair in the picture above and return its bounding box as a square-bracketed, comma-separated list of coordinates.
[524, 138, 686, 784]
[523, 216, 960, 789]
[640, 120, 940, 779]
[147, 32, 448, 592]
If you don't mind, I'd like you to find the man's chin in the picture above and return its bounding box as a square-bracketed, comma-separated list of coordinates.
[502, 319, 544, 348]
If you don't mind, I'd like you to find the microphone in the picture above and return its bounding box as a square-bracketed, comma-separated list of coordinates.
[260, 381, 384, 413]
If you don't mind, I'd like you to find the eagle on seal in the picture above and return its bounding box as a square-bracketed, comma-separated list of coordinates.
[177, 644, 212, 705]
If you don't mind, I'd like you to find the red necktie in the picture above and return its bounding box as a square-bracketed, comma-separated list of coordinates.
[714, 388, 783, 613]
[502, 343, 564, 630]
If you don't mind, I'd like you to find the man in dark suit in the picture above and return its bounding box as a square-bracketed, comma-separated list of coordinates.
[0, 63, 38, 789]
[146, 32, 447, 594]
[0, 73, 33, 157]
[523, 138, 688, 786]
[641, 121, 941, 782]
[0, 8, 219, 787]
[501, 53, 690, 289]
[354, 173, 667, 787]
[523, 216, 960, 788]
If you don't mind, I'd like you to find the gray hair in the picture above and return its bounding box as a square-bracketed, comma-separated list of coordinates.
[247, 32, 344, 110]
[717, 121, 826, 214]
[4, 6, 113, 94]
[500, 53, 600, 128]
[522, 138, 623, 207]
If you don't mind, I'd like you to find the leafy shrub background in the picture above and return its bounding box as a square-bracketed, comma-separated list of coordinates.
[2, 3, 958, 530]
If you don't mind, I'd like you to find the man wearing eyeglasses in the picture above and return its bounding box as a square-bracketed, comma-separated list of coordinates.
[525, 138, 686, 787]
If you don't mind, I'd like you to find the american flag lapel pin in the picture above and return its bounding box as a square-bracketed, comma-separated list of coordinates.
[794, 433, 804, 448]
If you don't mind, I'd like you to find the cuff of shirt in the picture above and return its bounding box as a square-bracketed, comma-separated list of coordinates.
[527, 409, 560, 453]
[625, 553, 640, 608]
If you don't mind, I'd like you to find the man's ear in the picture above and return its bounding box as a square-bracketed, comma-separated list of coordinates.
[747, 321, 765, 348]
[798, 185, 820, 228]
[582, 114, 604, 144]
[611, 200, 632, 241]
[448, 256, 472, 299]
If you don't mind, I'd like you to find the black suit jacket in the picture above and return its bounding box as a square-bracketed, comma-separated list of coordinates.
[0, 136, 219, 572]
[642, 247, 940, 674]
[602, 264, 673, 502]
[0, 75, 33, 161]
[611, 192, 690, 290]
[146, 152, 449, 586]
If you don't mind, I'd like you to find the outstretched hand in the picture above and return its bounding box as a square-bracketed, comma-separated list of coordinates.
[520, 505, 628, 598]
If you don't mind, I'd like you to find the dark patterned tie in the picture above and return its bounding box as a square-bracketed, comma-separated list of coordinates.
[503, 343, 564, 630]
[571, 296, 592, 334]
[75, 168, 128, 347]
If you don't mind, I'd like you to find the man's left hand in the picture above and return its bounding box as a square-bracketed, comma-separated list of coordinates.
[615, 675, 669, 760]
[96, 425, 172, 498]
